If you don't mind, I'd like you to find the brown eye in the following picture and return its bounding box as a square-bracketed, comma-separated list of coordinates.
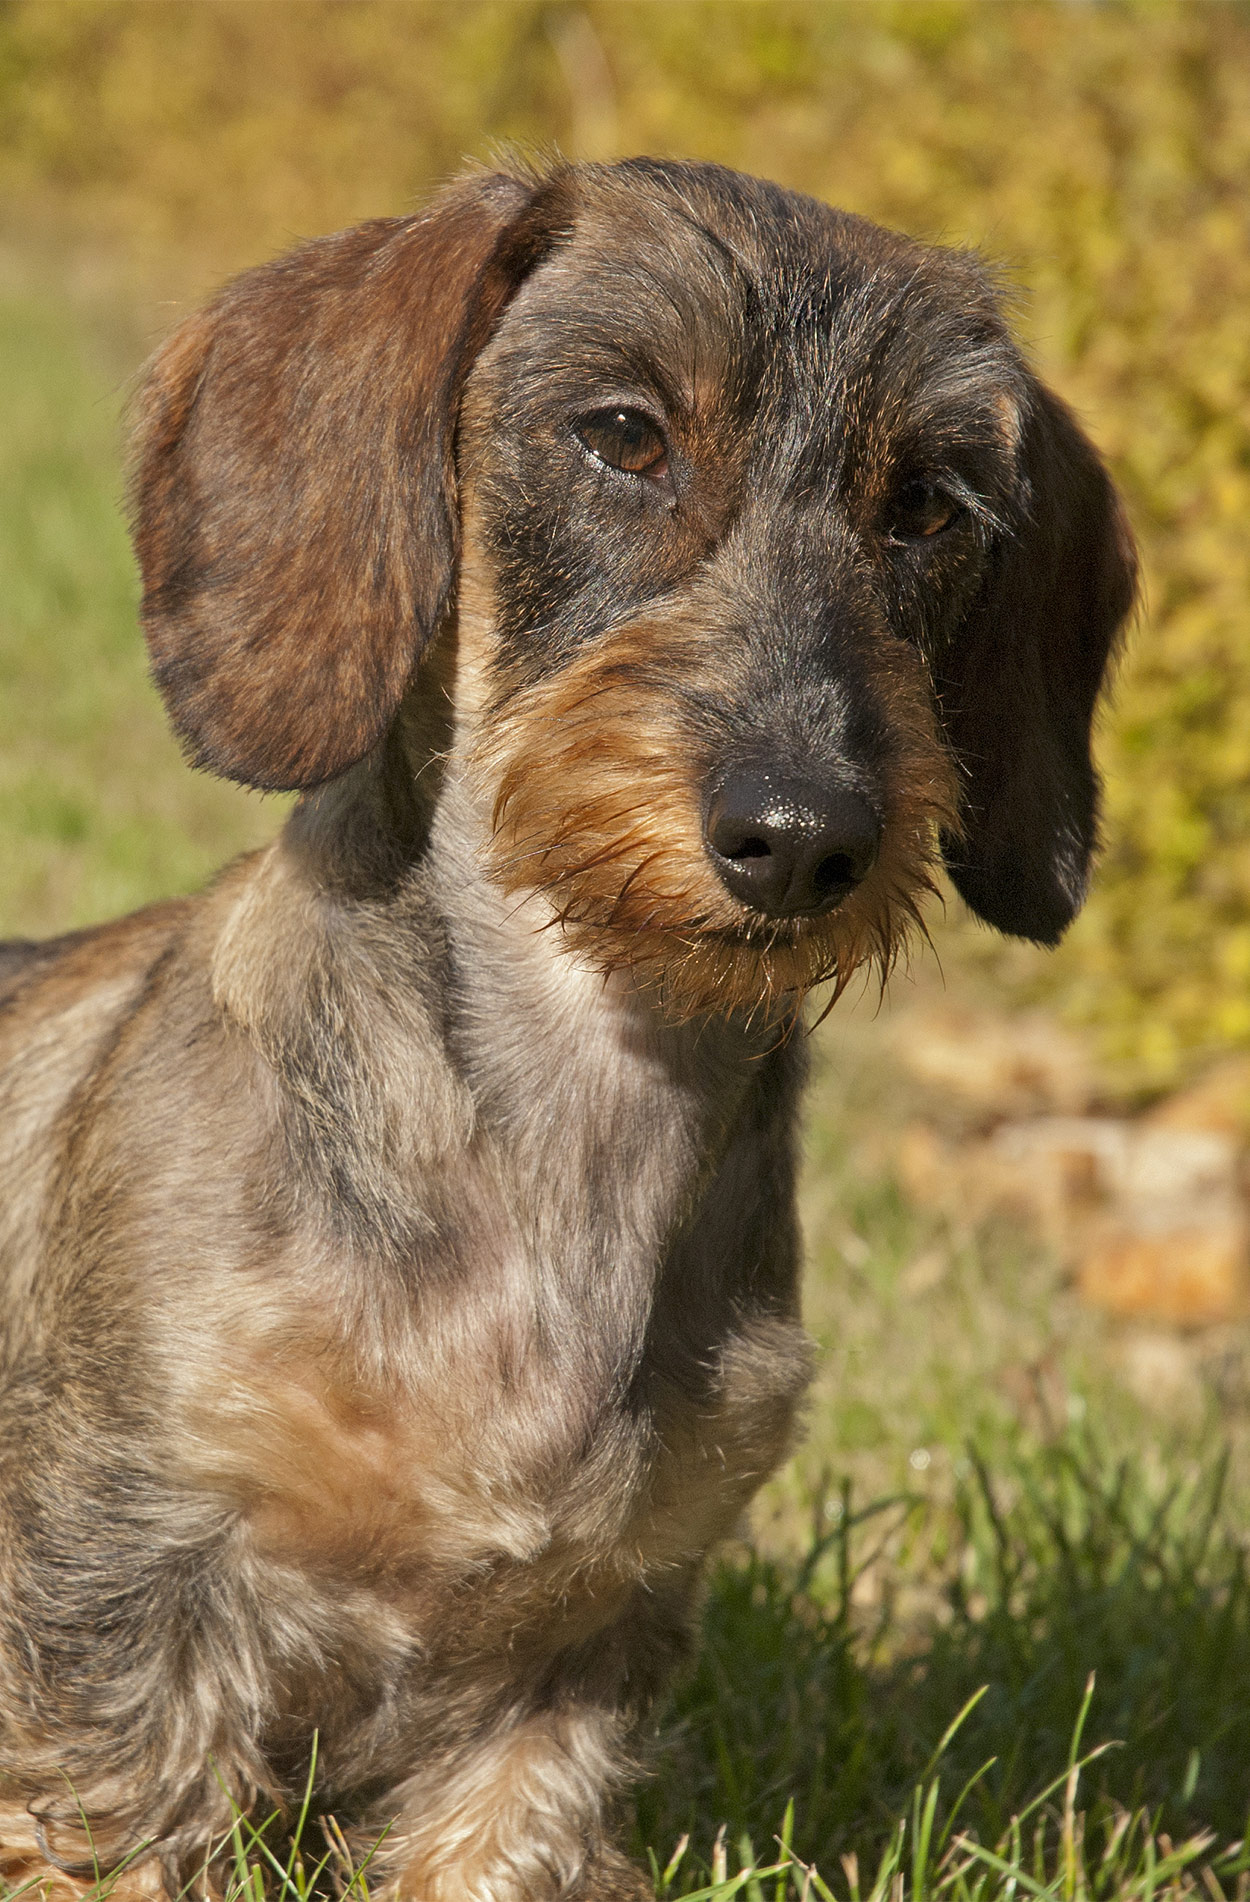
[577, 408, 669, 479]
[886, 477, 960, 541]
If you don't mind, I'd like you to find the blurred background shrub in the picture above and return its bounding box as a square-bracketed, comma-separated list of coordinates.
[1, 0, 1249, 1083]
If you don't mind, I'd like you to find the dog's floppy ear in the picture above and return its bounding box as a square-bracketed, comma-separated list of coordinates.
[939, 383, 1137, 944]
[132, 173, 556, 790]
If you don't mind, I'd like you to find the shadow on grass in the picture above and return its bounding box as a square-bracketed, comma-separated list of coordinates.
[634, 1428, 1250, 1890]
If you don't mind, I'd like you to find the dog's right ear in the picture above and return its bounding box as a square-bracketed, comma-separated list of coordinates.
[937, 381, 1136, 945]
[132, 172, 562, 791]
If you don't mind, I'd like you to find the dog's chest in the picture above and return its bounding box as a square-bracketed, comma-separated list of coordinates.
[175, 952, 811, 1774]
[237, 1117, 804, 1584]
[218, 1025, 808, 1673]
[235, 1256, 809, 1787]
[423, 998, 806, 1571]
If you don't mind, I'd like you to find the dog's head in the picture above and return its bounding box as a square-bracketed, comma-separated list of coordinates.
[133, 159, 1135, 1019]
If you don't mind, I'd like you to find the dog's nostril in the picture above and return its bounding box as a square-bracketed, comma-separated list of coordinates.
[813, 851, 857, 899]
[704, 772, 881, 920]
[725, 835, 771, 862]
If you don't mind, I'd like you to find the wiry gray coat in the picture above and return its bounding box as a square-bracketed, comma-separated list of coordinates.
[0, 159, 1134, 1899]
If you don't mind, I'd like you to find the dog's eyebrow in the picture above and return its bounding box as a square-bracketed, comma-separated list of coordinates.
[772, 259, 1020, 492]
[524, 262, 746, 423]
[659, 194, 759, 298]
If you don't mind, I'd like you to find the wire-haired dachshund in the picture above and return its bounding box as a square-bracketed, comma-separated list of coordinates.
[0, 158, 1135, 1899]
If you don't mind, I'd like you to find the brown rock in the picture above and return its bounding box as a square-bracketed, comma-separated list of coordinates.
[987, 1116, 1242, 1247]
[891, 1066, 1250, 1327]
[1077, 1219, 1250, 1326]
[891, 1006, 1095, 1119]
[894, 1122, 956, 1210]
[1146, 1056, 1250, 1142]
[1116, 1329, 1200, 1406]
[986, 1117, 1127, 1242]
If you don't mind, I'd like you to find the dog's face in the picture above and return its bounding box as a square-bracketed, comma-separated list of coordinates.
[132, 160, 1136, 1020]
[459, 166, 1019, 1017]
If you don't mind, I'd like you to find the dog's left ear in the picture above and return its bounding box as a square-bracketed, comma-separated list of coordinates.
[132, 172, 560, 790]
[938, 383, 1137, 944]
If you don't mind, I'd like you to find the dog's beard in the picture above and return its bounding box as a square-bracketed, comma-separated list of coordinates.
[469, 623, 960, 1026]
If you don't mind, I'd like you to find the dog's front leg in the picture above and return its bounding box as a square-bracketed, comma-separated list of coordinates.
[366, 1702, 651, 1901]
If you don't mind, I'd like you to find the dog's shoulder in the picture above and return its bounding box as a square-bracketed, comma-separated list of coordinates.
[0, 895, 211, 1203]
[0, 898, 194, 1035]
[0, 938, 60, 1006]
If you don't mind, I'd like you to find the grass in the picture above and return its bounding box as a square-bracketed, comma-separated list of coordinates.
[0, 277, 281, 940]
[629, 1021, 1250, 1892]
[4, 284, 1250, 1899]
[637, 1427, 1250, 1895]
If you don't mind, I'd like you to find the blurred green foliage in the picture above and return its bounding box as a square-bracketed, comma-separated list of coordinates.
[0, 294, 279, 935]
[1, 1, 1249, 1080]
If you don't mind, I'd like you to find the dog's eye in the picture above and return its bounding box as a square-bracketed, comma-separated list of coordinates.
[885, 478, 961, 542]
[577, 409, 669, 479]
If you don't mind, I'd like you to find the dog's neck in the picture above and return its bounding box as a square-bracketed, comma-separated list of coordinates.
[212, 693, 795, 1265]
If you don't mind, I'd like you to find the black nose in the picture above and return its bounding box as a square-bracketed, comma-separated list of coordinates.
[704, 770, 881, 918]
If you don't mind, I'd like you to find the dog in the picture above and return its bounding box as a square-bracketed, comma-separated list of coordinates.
[0, 157, 1135, 1900]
